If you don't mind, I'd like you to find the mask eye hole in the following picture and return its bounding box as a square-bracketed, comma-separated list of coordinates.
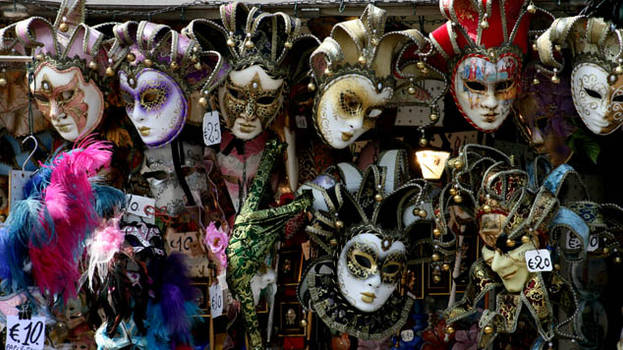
[34, 94, 49, 104]
[495, 80, 513, 92]
[584, 88, 602, 99]
[257, 96, 277, 104]
[140, 88, 165, 110]
[228, 86, 241, 99]
[613, 95, 623, 102]
[465, 81, 486, 92]
[61, 90, 74, 101]
[381, 262, 401, 275]
[354, 252, 372, 269]
[339, 91, 362, 116]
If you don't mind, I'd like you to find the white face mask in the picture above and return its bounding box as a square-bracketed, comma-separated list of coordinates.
[571, 62, 623, 134]
[315, 75, 389, 149]
[219, 65, 284, 141]
[453, 55, 520, 132]
[481, 242, 535, 293]
[337, 233, 405, 313]
[31, 63, 104, 141]
[119, 68, 187, 148]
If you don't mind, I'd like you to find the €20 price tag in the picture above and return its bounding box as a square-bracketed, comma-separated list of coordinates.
[203, 111, 222, 146]
[209, 283, 223, 318]
[566, 233, 599, 252]
[525, 249, 553, 272]
[5, 316, 46, 350]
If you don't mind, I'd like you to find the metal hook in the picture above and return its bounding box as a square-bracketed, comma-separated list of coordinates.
[293, 1, 299, 17]
[21, 135, 38, 171]
[338, 0, 346, 14]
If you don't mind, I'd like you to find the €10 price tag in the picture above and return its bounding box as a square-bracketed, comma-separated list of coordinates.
[5, 316, 46, 350]
[209, 283, 223, 318]
[525, 249, 553, 272]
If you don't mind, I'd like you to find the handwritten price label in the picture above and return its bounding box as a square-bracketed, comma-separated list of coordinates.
[566, 234, 599, 252]
[165, 231, 202, 256]
[6, 316, 46, 350]
[203, 111, 222, 146]
[125, 194, 155, 223]
[209, 283, 223, 318]
[525, 249, 553, 272]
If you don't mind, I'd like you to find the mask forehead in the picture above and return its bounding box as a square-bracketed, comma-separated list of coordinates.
[31, 63, 104, 142]
[120, 68, 187, 148]
[571, 62, 623, 134]
[316, 74, 392, 149]
[229, 65, 284, 90]
[452, 54, 520, 132]
[344, 233, 405, 257]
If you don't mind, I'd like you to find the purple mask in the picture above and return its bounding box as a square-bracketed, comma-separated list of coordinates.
[119, 68, 187, 148]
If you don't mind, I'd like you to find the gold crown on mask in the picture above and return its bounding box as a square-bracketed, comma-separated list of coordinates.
[106, 21, 222, 99]
[309, 5, 447, 116]
[537, 16, 623, 83]
[183, 1, 318, 88]
[0, 0, 112, 84]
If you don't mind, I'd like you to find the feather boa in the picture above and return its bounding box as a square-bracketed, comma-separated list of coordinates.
[0, 137, 125, 299]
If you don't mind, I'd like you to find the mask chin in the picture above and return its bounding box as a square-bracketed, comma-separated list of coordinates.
[571, 62, 623, 135]
[314, 75, 391, 149]
[218, 65, 284, 141]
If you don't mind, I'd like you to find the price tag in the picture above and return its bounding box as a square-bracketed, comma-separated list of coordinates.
[5, 316, 46, 350]
[203, 111, 222, 146]
[295, 115, 307, 129]
[209, 283, 223, 318]
[400, 329, 414, 342]
[525, 249, 553, 272]
[566, 234, 599, 252]
[9, 170, 34, 209]
[587, 235, 599, 252]
[125, 194, 155, 222]
[165, 230, 201, 256]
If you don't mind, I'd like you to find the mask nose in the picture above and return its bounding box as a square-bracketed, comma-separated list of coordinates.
[366, 273, 381, 288]
[481, 89, 499, 111]
[49, 101, 65, 122]
[490, 250, 512, 275]
[128, 104, 145, 123]
[241, 101, 257, 121]
[347, 115, 364, 130]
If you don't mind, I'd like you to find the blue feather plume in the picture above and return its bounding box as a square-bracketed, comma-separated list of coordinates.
[91, 184, 126, 218]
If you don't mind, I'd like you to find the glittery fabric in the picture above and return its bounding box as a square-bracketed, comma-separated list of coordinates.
[225, 138, 311, 350]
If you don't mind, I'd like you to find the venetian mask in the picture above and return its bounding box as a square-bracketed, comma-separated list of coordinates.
[452, 55, 520, 132]
[31, 63, 104, 141]
[315, 75, 388, 149]
[481, 242, 535, 293]
[120, 68, 187, 148]
[337, 232, 406, 312]
[570, 62, 623, 134]
[140, 143, 206, 216]
[219, 65, 284, 141]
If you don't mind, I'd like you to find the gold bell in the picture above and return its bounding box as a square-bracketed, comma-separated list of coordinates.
[126, 53, 136, 62]
[453, 194, 463, 203]
[59, 22, 69, 33]
[227, 38, 235, 47]
[533, 78, 540, 85]
[324, 67, 333, 77]
[0, 78, 7, 87]
[483, 204, 492, 213]
[416, 61, 426, 70]
[300, 319, 307, 327]
[105, 67, 115, 77]
[330, 239, 338, 246]
[408, 86, 416, 95]
[191, 56, 199, 63]
[484, 326, 494, 334]
[554, 263, 561, 271]
[506, 239, 516, 248]
[194, 62, 202, 70]
[418, 209, 427, 218]
[420, 67, 429, 74]
[245, 40, 255, 49]
[442, 263, 450, 271]
[432, 253, 440, 262]
[307, 82, 316, 92]
[532, 43, 538, 51]
[433, 275, 441, 283]
[603, 247, 610, 254]
[433, 228, 441, 237]
[429, 113, 439, 122]
[170, 61, 179, 71]
[446, 326, 455, 334]
[285, 41, 293, 49]
[36, 54, 44, 61]
[335, 220, 344, 229]
[419, 137, 428, 147]
[480, 19, 489, 29]
[449, 187, 457, 196]
[615, 256, 622, 263]
[521, 235, 530, 244]
[375, 193, 383, 202]
[358, 56, 367, 65]
[527, 3, 537, 13]
[198, 97, 208, 107]
[454, 160, 463, 169]
[616, 65, 623, 75]
[551, 74, 560, 84]
[144, 58, 153, 67]
[88, 61, 98, 70]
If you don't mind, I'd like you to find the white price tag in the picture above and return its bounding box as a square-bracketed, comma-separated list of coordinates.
[125, 194, 155, 221]
[400, 329, 414, 342]
[295, 115, 307, 129]
[566, 234, 599, 252]
[5, 316, 46, 350]
[209, 283, 223, 318]
[203, 111, 222, 146]
[9, 170, 34, 209]
[165, 231, 201, 256]
[525, 249, 553, 272]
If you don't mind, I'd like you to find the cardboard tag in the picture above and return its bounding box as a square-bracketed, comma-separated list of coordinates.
[203, 111, 222, 146]
[9, 170, 34, 209]
[400, 329, 415, 342]
[566, 233, 599, 252]
[525, 249, 553, 272]
[165, 230, 201, 257]
[295, 115, 307, 129]
[125, 194, 155, 222]
[6, 316, 46, 350]
[209, 283, 223, 318]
